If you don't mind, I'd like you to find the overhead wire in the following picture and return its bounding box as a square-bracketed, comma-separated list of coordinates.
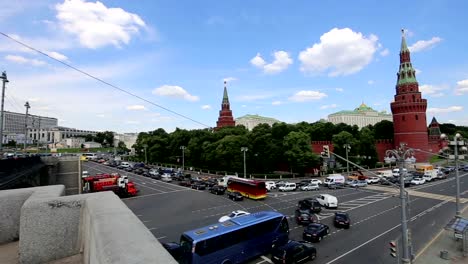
[0, 32, 212, 129]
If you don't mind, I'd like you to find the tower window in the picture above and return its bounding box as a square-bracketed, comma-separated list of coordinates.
[402, 116, 405, 121]
[415, 115, 418, 120]
[412, 95, 415, 101]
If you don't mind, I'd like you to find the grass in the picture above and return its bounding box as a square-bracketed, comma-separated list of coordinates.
[54, 147, 114, 153]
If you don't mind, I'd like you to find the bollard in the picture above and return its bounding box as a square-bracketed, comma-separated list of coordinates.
[440, 250, 449, 260]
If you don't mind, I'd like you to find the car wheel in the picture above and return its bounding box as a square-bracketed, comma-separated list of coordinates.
[318, 236, 322, 242]
[310, 252, 317, 260]
[326, 228, 329, 234]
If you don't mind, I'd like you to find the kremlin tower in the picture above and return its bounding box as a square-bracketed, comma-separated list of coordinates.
[216, 81, 235, 129]
[390, 30, 430, 161]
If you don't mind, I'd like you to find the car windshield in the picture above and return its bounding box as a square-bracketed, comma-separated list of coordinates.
[228, 212, 236, 217]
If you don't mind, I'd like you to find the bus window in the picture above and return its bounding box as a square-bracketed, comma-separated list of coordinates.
[280, 217, 289, 233]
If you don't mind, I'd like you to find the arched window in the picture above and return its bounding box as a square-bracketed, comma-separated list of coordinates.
[415, 115, 419, 121]
[402, 116, 406, 121]
[412, 95, 415, 101]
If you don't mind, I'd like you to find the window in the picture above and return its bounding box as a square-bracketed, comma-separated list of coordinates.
[415, 115, 419, 120]
[402, 116, 406, 121]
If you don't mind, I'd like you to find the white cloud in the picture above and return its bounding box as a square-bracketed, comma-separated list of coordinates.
[152, 85, 199, 102]
[272, 101, 282, 105]
[223, 77, 237, 82]
[368, 80, 374, 85]
[427, 106, 463, 114]
[96, 114, 106, 118]
[335, 88, 344, 92]
[409, 37, 442, 53]
[201, 105, 211, 110]
[298, 28, 379, 76]
[419, 84, 447, 97]
[455, 79, 468, 95]
[320, 104, 338, 110]
[5, 54, 46, 66]
[28, 97, 40, 102]
[415, 68, 422, 75]
[126, 105, 146, 110]
[289, 90, 327, 102]
[45, 51, 68, 61]
[250, 51, 293, 74]
[380, 48, 389, 56]
[55, 0, 146, 49]
[237, 94, 272, 101]
[241, 105, 247, 108]
[125, 120, 140, 124]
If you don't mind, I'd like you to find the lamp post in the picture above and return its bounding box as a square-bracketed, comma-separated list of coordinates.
[344, 144, 351, 175]
[143, 144, 148, 164]
[241, 147, 248, 178]
[385, 143, 415, 264]
[440, 133, 466, 218]
[0, 71, 8, 152]
[180, 146, 186, 172]
[23, 102, 30, 150]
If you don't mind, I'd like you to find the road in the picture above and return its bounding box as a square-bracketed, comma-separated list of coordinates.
[83, 162, 468, 264]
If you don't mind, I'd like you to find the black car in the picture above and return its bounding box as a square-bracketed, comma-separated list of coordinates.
[209, 185, 226, 195]
[294, 209, 317, 225]
[227, 191, 243, 201]
[191, 181, 206, 190]
[179, 180, 191, 187]
[303, 223, 329, 242]
[271, 240, 317, 264]
[162, 242, 182, 260]
[333, 212, 350, 229]
[205, 179, 218, 188]
[298, 198, 322, 213]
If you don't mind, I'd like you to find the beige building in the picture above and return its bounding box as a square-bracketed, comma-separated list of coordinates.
[29, 126, 98, 144]
[328, 103, 392, 128]
[235, 114, 280, 131]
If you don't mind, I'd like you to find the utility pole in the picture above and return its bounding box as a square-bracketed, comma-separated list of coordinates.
[0, 71, 8, 152]
[241, 147, 248, 178]
[23, 101, 30, 151]
[180, 146, 186, 171]
[385, 144, 414, 264]
[344, 143, 351, 175]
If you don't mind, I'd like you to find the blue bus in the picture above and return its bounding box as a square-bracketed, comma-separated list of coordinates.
[173, 211, 289, 264]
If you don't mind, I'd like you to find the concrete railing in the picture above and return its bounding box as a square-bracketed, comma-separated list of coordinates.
[0, 186, 177, 264]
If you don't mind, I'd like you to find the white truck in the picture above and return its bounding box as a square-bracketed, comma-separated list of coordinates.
[323, 174, 345, 187]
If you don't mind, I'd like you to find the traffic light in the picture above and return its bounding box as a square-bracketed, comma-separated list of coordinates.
[389, 241, 398, 258]
[321, 145, 330, 158]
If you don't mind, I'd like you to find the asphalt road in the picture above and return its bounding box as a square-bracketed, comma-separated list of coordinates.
[82, 162, 468, 264]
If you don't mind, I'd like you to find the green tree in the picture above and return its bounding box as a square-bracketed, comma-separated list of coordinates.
[94, 131, 115, 147]
[373, 120, 394, 139]
[357, 127, 378, 167]
[283, 131, 320, 175]
[84, 134, 94, 142]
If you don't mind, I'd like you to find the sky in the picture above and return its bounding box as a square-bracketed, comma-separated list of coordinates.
[0, 0, 467, 133]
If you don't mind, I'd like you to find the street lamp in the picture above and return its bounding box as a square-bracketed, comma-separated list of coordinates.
[344, 144, 351, 175]
[0, 71, 8, 152]
[23, 101, 30, 150]
[440, 133, 466, 218]
[143, 144, 148, 164]
[385, 143, 415, 264]
[180, 146, 186, 171]
[241, 147, 248, 178]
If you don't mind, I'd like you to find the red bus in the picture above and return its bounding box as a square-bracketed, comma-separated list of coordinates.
[227, 178, 267, 200]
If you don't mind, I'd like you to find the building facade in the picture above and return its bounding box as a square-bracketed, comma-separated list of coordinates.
[328, 103, 392, 128]
[216, 81, 235, 129]
[29, 126, 98, 144]
[235, 114, 280, 131]
[1, 111, 58, 143]
[390, 30, 430, 161]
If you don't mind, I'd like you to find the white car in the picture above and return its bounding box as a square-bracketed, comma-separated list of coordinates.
[82, 171, 89, 178]
[411, 178, 425, 185]
[265, 181, 276, 191]
[301, 183, 320, 191]
[310, 179, 323, 185]
[316, 194, 338, 208]
[278, 183, 296, 192]
[218, 210, 250, 222]
[366, 177, 380, 184]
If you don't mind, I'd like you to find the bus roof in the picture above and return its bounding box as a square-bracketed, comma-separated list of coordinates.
[183, 211, 283, 242]
[228, 177, 264, 185]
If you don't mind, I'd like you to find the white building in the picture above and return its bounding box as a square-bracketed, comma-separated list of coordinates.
[235, 114, 280, 131]
[327, 103, 393, 129]
[84, 141, 102, 148]
[1, 111, 58, 143]
[113, 133, 138, 149]
[28, 126, 98, 144]
[65, 138, 85, 148]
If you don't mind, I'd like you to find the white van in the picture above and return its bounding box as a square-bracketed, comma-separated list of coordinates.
[265, 181, 276, 191]
[376, 170, 393, 178]
[392, 168, 407, 177]
[324, 174, 345, 187]
[316, 194, 338, 208]
[279, 183, 296, 192]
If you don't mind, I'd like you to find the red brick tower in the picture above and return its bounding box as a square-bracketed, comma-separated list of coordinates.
[216, 81, 235, 129]
[390, 30, 429, 161]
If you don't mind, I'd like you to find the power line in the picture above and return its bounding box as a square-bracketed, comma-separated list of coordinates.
[0, 32, 212, 129]
[4, 94, 22, 112]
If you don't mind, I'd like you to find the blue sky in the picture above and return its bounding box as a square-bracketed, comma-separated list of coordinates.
[1, 0, 467, 133]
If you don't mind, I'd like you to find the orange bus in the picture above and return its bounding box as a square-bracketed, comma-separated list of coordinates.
[227, 178, 267, 200]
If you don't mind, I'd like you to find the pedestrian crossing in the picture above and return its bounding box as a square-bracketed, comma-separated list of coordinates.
[365, 185, 468, 203]
[317, 193, 392, 218]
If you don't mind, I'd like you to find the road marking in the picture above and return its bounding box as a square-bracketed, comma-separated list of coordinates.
[260, 255, 273, 263]
[148, 227, 157, 231]
[123, 189, 189, 200]
[156, 236, 166, 240]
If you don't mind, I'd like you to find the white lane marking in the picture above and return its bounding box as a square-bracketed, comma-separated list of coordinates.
[156, 236, 167, 240]
[260, 255, 273, 263]
[142, 220, 151, 223]
[148, 227, 158, 231]
[123, 189, 189, 200]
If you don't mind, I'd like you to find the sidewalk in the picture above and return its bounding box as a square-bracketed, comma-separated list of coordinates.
[414, 206, 468, 264]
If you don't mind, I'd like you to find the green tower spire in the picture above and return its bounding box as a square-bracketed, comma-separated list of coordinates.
[397, 29, 417, 85]
[222, 81, 229, 104]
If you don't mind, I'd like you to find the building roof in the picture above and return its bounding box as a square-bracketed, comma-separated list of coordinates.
[397, 30, 418, 86]
[329, 103, 391, 117]
[235, 114, 280, 122]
